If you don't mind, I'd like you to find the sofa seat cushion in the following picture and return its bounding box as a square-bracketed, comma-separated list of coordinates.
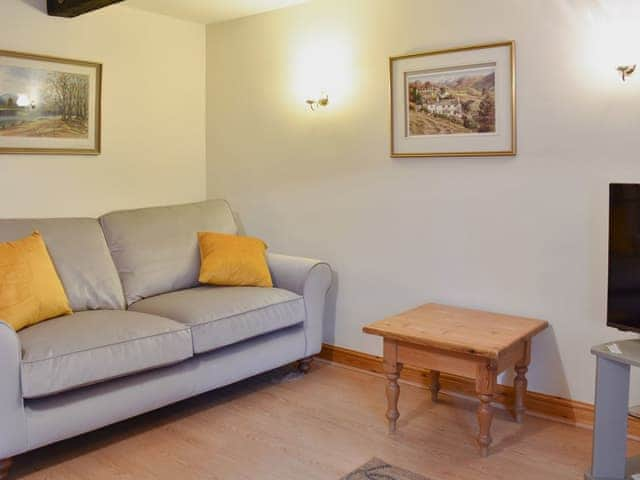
[129, 286, 305, 354]
[19, 310, 193, 399]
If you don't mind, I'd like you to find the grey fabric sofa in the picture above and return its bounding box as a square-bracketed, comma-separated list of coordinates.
[0, 199, 331, 474]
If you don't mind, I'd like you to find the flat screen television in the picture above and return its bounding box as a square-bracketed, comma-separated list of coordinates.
[608, 183, 640, 332]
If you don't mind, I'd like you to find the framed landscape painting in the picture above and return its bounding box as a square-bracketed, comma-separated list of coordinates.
[0, 50, 101, 155]
[390, 41, 515, 157]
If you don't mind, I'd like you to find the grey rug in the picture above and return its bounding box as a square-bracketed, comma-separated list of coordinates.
[341, 458, 429, 480]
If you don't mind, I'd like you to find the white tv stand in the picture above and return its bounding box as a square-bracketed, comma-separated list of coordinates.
[586, 340, 640, 480]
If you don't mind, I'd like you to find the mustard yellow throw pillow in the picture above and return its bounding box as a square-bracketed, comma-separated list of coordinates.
[198, 232, 273, 288]
[0, 232, 72, 331]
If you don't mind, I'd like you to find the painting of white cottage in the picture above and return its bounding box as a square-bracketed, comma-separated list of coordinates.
[406, 64, 496, 136]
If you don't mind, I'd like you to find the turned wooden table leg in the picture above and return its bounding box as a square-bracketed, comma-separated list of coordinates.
[0, 458, 12, 480]
[476, 363, 497, 457]
[514, 365, 528, 423]
[298, 356, 313, 374]
[384, 363, 402, 433]
[383, 339, 402, 434]
[514, 340, 531, 423]
[429, 370, 441, 402]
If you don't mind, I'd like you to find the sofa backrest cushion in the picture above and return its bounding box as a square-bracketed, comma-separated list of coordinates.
[0, 218, 126, 311]
[100, 199, 238, 305]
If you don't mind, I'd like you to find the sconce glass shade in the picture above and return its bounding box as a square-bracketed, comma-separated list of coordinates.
[305, 93, 329, 111]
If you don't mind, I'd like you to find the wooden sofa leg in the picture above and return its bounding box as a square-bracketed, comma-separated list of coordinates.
[298, 357, 313, 374]
[0, 458, 12, 480]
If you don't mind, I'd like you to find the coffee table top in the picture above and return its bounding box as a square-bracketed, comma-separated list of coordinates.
[363, 303, 548, 359]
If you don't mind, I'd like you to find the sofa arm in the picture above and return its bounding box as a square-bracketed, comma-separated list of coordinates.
[0, 321, 27, 459]
[268, 254, 332, 356]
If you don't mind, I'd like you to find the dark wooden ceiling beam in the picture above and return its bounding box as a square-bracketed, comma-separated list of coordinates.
[47, 0, 125, 18]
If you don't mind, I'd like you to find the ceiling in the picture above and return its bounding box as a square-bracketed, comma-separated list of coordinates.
[124, 0, 309, 24]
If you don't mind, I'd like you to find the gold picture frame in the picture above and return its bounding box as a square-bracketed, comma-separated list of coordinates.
[390, 41, 516, 158]
[0, 49, 102, 155]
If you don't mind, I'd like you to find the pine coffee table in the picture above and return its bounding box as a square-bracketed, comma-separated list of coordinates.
[363, 303, 548, 457]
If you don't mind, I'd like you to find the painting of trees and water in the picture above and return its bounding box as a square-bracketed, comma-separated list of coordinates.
[0, 50, 100, 154]
[406, 64, 496, 136]
[0, 65, 89, 138]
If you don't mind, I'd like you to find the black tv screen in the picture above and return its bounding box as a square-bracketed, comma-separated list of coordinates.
[608, 183, 640, 332]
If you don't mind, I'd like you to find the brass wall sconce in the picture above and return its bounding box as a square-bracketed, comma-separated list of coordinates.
[617, 65, 636, 82]
[306, 92, 329, 111]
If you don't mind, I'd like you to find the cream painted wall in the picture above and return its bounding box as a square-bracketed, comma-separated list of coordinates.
[207, 0, 640, 404]
[0, 0, 206, 218]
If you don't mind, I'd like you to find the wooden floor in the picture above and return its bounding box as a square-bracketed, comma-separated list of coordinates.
[12, 361, 640, 480]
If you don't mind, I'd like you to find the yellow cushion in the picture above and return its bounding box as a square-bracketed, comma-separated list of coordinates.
[0, 232, 72, 331]
[198, 232, 273, 288]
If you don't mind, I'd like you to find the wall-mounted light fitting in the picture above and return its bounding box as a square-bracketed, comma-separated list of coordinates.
[617, 64, 636, 82]
[305, 92, 329, 111]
